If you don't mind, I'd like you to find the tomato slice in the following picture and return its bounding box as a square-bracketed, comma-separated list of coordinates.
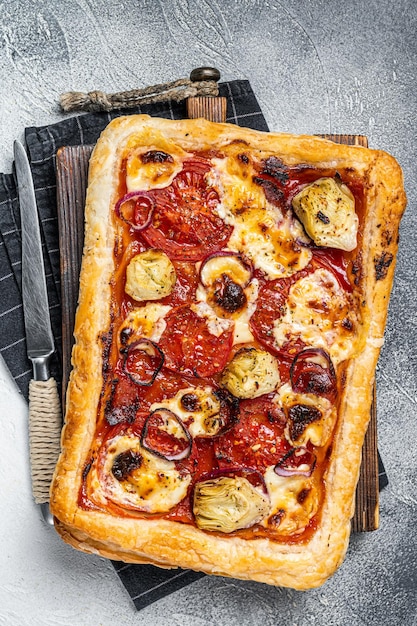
[141, 409, 192, 461]
[142, 159, 233, 261]
[249, 277, 291, 355]
[159, 261, 199, 307]
[214, 396, 290, 472]
[158, 305, 233, 378]
[250, 254, 351, 364]
[104, 371, 141, 427]
[115, 365, 205, 416]
[290, 347, 337, 401]
[312, 248, 353, 292]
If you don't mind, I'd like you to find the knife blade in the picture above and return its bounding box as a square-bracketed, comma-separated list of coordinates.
[14, 140, 61, 524]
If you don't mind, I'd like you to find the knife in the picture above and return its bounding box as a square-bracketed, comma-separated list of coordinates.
[14, 140, 62, 525]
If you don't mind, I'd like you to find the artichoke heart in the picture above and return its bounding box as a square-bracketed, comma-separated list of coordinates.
[220, 347, 280, 399]
[193, 476, 270, 532]
[125, 249, 176, 301]
[292, 177, 358, 251]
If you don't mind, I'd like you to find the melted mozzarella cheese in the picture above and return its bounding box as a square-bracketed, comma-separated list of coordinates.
[208, 156, 312, 279]
[97, 435, 191, 513]
[275, 383, 336, 447]
[200, 254, 251, 288]
[262, 466, 319, 535]
[195, 279, 258, 345]
[125, 128, 190, 191]
[273, 268, 356, 364]
[150, 387, 223, 438]
[118, 303, 171, 347]
[191, 301, 234, 337]
[232, 286, 257, 344]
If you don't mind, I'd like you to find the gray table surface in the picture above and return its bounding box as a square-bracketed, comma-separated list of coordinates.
[0, 1, 416, 624]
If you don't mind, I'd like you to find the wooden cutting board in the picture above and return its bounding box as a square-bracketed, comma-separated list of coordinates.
[56, 136, 379, 533]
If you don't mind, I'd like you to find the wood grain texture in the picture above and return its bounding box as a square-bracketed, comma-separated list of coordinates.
[56, 145, 92, 404]
[186, 96, 227, 122]
[319, 134, 379, 532]
[55, 133, 378, 533]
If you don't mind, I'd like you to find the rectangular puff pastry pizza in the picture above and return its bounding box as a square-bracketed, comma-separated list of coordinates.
[50, 115, 406, 589]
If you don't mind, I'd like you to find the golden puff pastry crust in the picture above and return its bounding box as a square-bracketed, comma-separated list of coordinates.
[50, 115, 406, 589]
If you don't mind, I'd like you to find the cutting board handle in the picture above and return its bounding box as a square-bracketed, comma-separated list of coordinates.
[187, 67, 227, 123]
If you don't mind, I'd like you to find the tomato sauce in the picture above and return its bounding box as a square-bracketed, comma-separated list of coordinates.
[79, 148, 365, 544]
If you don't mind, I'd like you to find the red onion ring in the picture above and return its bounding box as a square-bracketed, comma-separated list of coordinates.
[141, 408, 192, 461]
[290, 347, 337, 399]
[115, 191, 155, 231]
[274, 447, 316, 477]
[199, 251, 253, 289]
[123, 338, 164, 386]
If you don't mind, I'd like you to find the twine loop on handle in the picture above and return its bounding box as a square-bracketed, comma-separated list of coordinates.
[28, 378, 62, 504]
[60, 68, 221, 113]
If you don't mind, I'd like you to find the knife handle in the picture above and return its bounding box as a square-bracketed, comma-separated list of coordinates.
[28, 378, 62, 505]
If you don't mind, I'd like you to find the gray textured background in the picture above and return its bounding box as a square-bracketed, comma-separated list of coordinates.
[0, 1, 416, 624]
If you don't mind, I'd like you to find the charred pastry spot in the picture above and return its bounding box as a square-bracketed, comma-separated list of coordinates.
[113, 233, 123, 258]
[82, 458, 93, 480]
[101, 330, 113, 355]
[120, 327, 133, 346]
[213, 388, 240, 427]
[238, 153, 249, 164]
[261, 156, 289, 184]
[288, 404, 322, 441]
[268, 509, 285, 527]
[111, 449, 143, 481]
[253, 176, 285, 206]
[105, 398, 140, 426]
[337, 169, 354, 180]
[100, 330, 113, 380]
[140, 150, 174, 164]
[381, 229, 393, 247]
[212, 274, 247, 313]
[316, 210, 330, 224]
[297, 488, 310, 504]
[105, 377, 140, 426]
[374, 251, 393, 280]
[108, 403, 139, 426]
[105, 377, 119, 405]
[180, 392, 201, 412]
[266, 411, 276, 424]
[266, 406, 286, 426]
[307, 298, 329, 313]
[351, 257, 362, 286]
[325, 445, 333, 460]
[342, 317, 353, 331]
